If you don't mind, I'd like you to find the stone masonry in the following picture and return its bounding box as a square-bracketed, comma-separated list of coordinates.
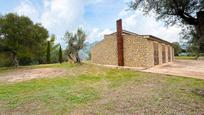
[91, 35, 118, 66]
[91, 30, 174, 68]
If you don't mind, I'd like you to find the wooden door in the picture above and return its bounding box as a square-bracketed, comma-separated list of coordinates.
[168, 46, 171, 62]
[154, 43, 159, 65]
[162, 45, 166, 63]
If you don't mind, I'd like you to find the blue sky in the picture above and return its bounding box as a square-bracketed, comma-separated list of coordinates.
[0, 0, 182, 46]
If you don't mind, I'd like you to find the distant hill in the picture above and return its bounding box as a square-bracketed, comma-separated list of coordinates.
[79, 41, 99, 60]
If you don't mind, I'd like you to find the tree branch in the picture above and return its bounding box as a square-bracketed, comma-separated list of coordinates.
[171, 0, 197, 25]
[177, 10, 198, 25]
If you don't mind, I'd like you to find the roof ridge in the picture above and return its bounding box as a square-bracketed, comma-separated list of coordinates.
[105, 30, 172, 45]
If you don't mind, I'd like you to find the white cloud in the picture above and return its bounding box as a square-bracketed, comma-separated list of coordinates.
[12, 0, 181, 44]
[14, 0, 39, 22]
[41, 0, 85, 35]
[14, 0, 89, 46]
[87, 28, 113, 43]
[99, 28, 113, 37]
[86, 28, 100, 43]
[13, 0, 108, 45]
[119, 9, 182, 42]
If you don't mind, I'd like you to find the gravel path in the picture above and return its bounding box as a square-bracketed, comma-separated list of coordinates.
[143, 60, 204, 80]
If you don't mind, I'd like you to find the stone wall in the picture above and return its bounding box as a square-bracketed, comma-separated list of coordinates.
[91, 33, 174, 68]
[146, 40, 154, 67]
[165, 45, 169, 62]
[158, 42, 163, 65]
[91, 35, 118, 65]
[142, 36, 174, 67]
[123, 34, 151, 67]
[172, 47, 175, 61]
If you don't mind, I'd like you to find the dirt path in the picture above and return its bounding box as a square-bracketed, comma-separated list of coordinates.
[0, 64, 108, 83]
[0, 60, 203, 83]
[143, 60, 204, 80]
[0, 68, 66, 83]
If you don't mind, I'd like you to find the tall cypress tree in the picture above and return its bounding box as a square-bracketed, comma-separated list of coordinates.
[59, 45, 63, 64]
[46, 41, 51, 64]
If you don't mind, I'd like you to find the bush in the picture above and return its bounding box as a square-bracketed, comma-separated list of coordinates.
[19, 57, 33, 66]
[0, 53, 12, 67]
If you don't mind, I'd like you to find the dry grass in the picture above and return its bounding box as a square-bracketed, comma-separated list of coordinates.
[0, 63, 203, 114]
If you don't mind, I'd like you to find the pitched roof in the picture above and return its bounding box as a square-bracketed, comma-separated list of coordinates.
[106, 30, 172, 46]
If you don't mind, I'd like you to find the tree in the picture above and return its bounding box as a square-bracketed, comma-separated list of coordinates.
[129, 0, 204, 55]
[172, 42, 182, 56]
[46, 41, 51, 64]
[64, 28, 86, 63]
[31, 23, 49, 64]
[59, 45, 63, 64]
[181, 26, 199, 57]
[49, 34, 60, 63]
[0, 13, 48, 67]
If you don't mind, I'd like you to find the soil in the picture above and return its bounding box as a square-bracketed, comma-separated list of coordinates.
[143, 60, 204, 80]
[0, 64, 108, 83]
[0, 60, 203, 83]
[0, 68, 66, 83]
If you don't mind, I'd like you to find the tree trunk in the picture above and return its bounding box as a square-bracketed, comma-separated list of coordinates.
[67, 54, 75, 63]
[12, 53, 19, 68]
[196, 11, 204, 56]
[75, 52, 81, 63]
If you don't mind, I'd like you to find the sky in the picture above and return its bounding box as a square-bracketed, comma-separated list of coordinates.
[0, 0, 182, 46]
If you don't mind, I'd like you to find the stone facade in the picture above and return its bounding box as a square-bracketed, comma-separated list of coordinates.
[123, 34, 150, 67]
[91, 35, 118, 65]
[91, 31, 174, 68]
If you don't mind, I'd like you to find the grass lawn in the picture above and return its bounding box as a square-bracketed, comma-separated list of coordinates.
[0, 63, 203, 114]
[175, 56, 196, 60]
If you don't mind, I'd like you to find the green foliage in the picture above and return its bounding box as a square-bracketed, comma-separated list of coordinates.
[59, 45, 63, 63]
[0, 13, 48, 67]
[129, 0, 202, 26]
[129, 0, 204, 57]
[45, 34, 62, 64]
[172, 42, 182, 56]
[0, 53, 12, 67]
[46, 41, 51, 64]
[49, 34, 60, 63]
[181, 26, 203, 57]
[64, 28, 86, 63]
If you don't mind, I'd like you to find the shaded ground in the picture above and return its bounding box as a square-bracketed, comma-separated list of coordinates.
[0, 63, 203, 115]
[143, 60, 204, 80]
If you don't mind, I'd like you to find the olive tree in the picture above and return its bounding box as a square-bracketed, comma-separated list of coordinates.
[64, 28, 86, 63]
[129, 0, 204, 55]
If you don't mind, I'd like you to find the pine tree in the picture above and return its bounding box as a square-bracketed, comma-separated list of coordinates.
[46, 41, 51, 64]
[59, 45, 63, 64]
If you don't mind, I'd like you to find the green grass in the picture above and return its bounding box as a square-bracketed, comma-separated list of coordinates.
[0, 63, 204, 114]
[0, 67, 16, 73]
[0, 62, 78, 74]
[0, 67, 140, 113]
[175, 56, 196, 60]
[27, 62, 79, 69]
[0, 75, 99, 113]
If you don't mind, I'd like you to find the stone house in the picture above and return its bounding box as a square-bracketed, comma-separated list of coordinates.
[91, 19, 174, 68]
